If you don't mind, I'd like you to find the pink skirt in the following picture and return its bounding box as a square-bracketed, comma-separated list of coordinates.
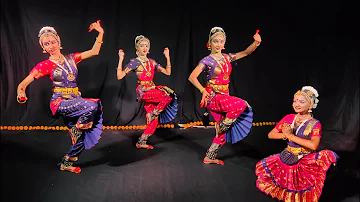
[255, 150, 338, 202]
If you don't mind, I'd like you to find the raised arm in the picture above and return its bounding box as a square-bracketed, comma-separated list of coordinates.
[116, 49, 127, 80]
[232, 30, 262, 61]
[156, 47, 171, 76]
[79, 20, 104, 60]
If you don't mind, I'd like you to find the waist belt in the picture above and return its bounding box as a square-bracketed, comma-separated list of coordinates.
[53, 87, 80, 95]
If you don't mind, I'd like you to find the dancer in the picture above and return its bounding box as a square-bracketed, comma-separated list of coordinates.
[116, 35, 178, 149]
[188, 26, 262, 165]
[255, 86, 339, 202]
[16, 21, 105, 174]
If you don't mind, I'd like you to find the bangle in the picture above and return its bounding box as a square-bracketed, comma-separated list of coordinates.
[282, 133, 287, 140]
[166, 65, 171, 68]
[255, 42, 260, 47]
[116, 67, 121, 70]
[17, 97, 27, 104]
[288, 134, 294, 141]
[96, 37, 103, 44]
[199, 87, 205, 93]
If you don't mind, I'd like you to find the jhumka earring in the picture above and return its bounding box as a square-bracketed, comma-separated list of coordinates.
[308, 108, 312, 113]
[43, 49, 47, 53]
[206, 42, 211, 50]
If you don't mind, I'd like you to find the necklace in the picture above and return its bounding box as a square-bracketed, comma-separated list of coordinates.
[50, 55, 75, 81]
[291, 114, 312, 135]
[138, 57, 152, 77]
[211, 54, 229, 80]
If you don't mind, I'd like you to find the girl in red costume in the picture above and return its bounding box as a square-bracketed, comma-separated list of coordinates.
[116, 35, 178, 149]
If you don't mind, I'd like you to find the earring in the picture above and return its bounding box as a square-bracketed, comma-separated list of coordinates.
[59, 46, 63, 49]
[308, 108, 312, 113]
[206, 42, 211, 50]
[43, 50, 47, 53]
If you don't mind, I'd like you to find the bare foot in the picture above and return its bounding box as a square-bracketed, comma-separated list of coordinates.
[203, 157, 224, 165]
[136, 144, 154, 150]
[60, 165, 81, 174]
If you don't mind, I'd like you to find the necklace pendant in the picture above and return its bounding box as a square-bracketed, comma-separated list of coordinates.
[223, 73, 229, 80]
[146, 71, 152, 77]
[67, 73, 75, 81]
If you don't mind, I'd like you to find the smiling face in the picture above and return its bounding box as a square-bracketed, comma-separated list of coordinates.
[41, 35, 60, 55]
[210, 34, 226, 53]
[136, 39, 150, 57]
[292, 94, 312, 114]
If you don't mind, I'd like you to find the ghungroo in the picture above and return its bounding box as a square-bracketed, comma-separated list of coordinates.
[205, 143, 221, 160]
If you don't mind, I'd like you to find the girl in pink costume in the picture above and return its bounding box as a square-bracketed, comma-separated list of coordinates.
[188, 27, 262, 165]
[255, 86, 338, 202]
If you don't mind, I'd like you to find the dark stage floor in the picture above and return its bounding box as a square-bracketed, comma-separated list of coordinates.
[1, 127, 359, 202]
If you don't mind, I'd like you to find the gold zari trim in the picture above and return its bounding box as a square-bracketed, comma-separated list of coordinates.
[53, 87, 80, 95]
[286, 145, 312, 155]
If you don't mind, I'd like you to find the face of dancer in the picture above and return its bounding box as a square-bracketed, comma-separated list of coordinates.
[292, 94, 311, 114]
[137, 40, 150, 57]
[42, 35, 60, 55]
[210, 34, 225, 54]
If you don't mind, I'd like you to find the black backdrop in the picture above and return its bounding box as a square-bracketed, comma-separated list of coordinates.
[1, 0, 359, 151]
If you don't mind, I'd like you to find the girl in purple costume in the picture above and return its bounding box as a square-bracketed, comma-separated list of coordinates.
[188, 26, 262, 165]
[16, 21, 104, 174]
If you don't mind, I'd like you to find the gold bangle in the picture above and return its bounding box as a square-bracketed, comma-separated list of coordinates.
[288, 134, 294, 141]
[17, 97, 27, 104]
[96, 37, 103, 44]
[282, 133, 287, 140]
[199, 87, 205, 93]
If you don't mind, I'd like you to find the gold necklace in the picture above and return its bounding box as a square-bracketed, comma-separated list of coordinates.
[137, 57, 152, 77]
[50, 55, 75, 81]
[211, 54, 229, 80]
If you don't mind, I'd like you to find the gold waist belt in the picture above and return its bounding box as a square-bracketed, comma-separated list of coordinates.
[206, 83, 229, 91]
[138, 80, 154, 86]
[286, 145, 312, 155]
[53, 87, 79, 95]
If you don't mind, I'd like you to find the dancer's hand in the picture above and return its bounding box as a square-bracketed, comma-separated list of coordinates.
[163, 47, 170, 59]
[17, 88, 28, 104]
[88, 20, 104, 33]
[282, 123, 292, 134]
[253, 30, 261, 44]
[118, 49, 125, 60]
[200, 90, 211, 108]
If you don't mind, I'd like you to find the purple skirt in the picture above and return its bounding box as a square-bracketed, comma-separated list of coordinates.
[57, 97, 103, 149]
